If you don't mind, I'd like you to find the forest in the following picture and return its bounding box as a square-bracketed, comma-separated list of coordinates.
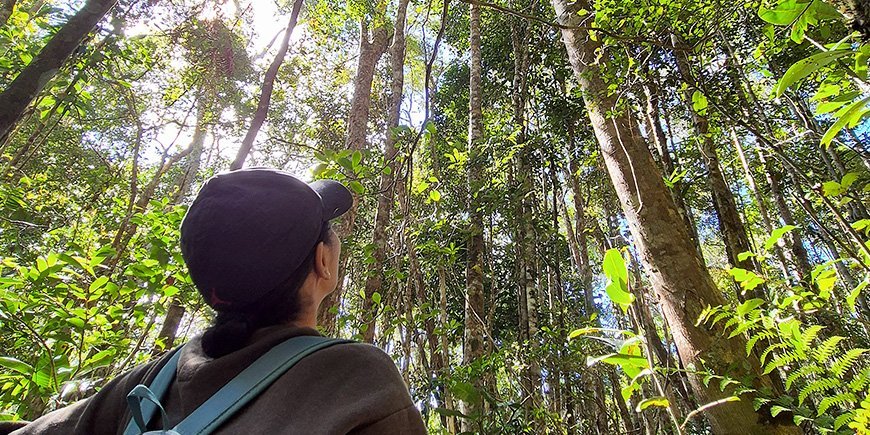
[0, 0, 869, 433]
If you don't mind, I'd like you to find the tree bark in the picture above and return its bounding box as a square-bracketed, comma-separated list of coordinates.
[671, 37, 763, 301]
[461, 1, 487, 430]
[151, 299, 185, 356]
[360, 0, 410, 343]
[317, 17, 389, 331]
[641, 77, 700, 251]
[229, 0, 302, 170]
[0, 0, 118, 143]
[551, 1, 801, 433]
[0, 0, 15, 26]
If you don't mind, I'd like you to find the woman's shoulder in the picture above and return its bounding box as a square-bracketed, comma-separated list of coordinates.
[308, 341, 405, 379]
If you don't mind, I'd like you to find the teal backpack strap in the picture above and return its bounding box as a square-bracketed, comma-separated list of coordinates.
[123, 346, 185, 435]
[172, 336, 352, 435]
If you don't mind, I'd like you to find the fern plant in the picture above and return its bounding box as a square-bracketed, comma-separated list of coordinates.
[700, 298, 869, 433]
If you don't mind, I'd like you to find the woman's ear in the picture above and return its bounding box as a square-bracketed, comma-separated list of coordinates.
[313, 242, 331, 280]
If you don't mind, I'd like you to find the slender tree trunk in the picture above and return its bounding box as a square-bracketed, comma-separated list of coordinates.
[151, 300, 185, 355]
[360, 0, 410, 343]
[509, 14, 543, 423]
[641, 78, 700, 251]
[565, 148, 595, 315]
[551, 2, 801, 432]
[671, 37, 763, 301]
[756, 148, 815, 282]
[437, 266, 457, 433]
[730, 128, 795, 282]
[229, 0, 302, 170]
[0, 0, 118, 142]
[317, 18, 389, 331]
[461, 1, 486, 429]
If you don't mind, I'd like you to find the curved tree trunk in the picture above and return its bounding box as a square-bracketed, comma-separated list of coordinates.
[551, 1, 801, 433]
[229, 0, 302, 170]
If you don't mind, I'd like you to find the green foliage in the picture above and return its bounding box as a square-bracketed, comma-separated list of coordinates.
[700, 300, 869, 432]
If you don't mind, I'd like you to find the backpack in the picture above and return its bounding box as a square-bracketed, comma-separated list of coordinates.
[123, 335, 352, 435]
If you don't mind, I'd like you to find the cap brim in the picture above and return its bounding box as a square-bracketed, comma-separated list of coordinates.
[309, 179, 353, 221]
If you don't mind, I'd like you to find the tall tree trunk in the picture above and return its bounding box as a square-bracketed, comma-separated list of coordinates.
[565, 145, 595, 315]
[0, 0, 118, 143]
[509, 14, 543, 423]
[229, 0, 302, 170]
[317, 18, 389, 331]
[671, 37, 763, 301]
[756, 148, 815, 283]
[462, 1, 486, 430]
[551, 2, 801, 433]
[360, 0, 410, 343]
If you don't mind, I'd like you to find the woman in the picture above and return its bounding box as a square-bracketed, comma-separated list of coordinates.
[7, 168, 427, 434]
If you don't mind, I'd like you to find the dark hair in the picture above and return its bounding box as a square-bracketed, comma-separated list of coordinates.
[200, 223, 334, 358]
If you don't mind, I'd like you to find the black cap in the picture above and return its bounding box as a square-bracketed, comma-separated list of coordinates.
[179, 168, 352, 310]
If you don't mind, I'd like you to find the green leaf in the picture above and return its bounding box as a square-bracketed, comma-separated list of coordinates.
[692, 90, 708, 114]
[451, 382, 480, 403]
[429, 189, 442, 202]
[736, 298, 765, 316]
[602, 249, 628, 285]
[821, 96, 870, 147]
[759, 0, 803, 25]
[841, 172, 859, 189]
[89, 276, 109, 292]
[0, 356, 32, 375]
[351, 151, 362, 169]
[737, 251, 756, 262]
[606, 281, 636, 311]
[348, 181, 364, 194]
[372, 292, 381, 304]
[764, 225, 797, 251]
[636, 396, 670, 412]
[67, 318, 85, 329]
[162, 285, 179, 297]
[82, 349, 115, 369]
[770, 405, 791, 417]
[774, 50, 852, 98]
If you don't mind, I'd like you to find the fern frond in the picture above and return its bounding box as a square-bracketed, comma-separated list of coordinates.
[723, 316, 740, 335]
[817, 392, 857, 416]
[760, 343, 788, 366]
[834, 411, 856, 430]
[799, 377, 840, 405]
[831, 348, 868, 378]
[801, 325, 824, 347]
[849, 367, 870, 392]
[746, 331, 775, 356]
[729, 317, 762, 338]
[710, 311, 730, 327]
[786, 364, 824, 390]
[764, 351, 800, 375]
[814, 336, 846, 363]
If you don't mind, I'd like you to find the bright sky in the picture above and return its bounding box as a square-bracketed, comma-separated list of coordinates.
[127, 0, 313, 173]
